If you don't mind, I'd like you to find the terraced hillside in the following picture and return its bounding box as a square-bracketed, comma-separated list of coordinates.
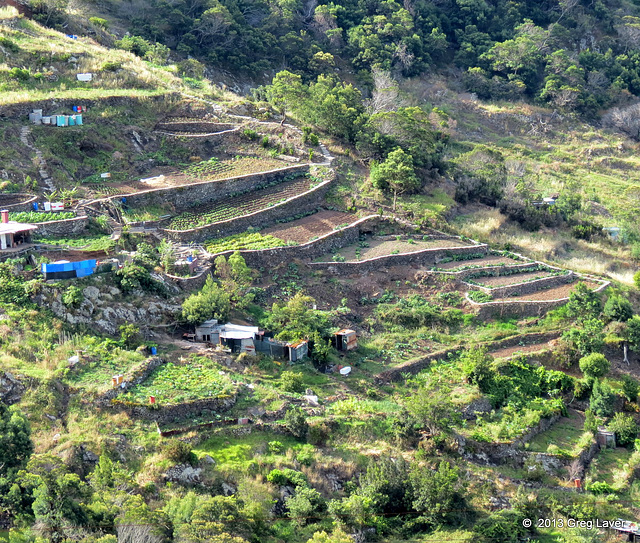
[167, 173, 324, 230]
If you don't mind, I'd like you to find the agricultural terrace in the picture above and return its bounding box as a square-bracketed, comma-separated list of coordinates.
[120, 356, 236, 404]
[432, 251, 526, 271]
[527, 409, 587, 455]
[316, 234, 475, 262]
[9, 211, 75, 222]
[204, 232, 291, 254]
[499, 280, 600, 302]
[262, 210, 358, 243]
[167, 173, 323, 230]
[463, 264, 569, 288]
[81, 156, 290, 198]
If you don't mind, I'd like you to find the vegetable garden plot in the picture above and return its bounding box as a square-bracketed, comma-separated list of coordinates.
[9, 211, 75, 222]
[168, 174, 321, 230]
[120, 360, 236, 404]
[184, 156, 286, 182]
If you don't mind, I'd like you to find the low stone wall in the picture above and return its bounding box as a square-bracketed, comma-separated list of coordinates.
[309, 244, 489, 275]
[162, 178, 332, 243]
[375, 347, 462, 383]
[155, 121, 236, 133]
[474, 299, 571, 320]
[0, 194, 37, 212]
[471, 278, 610, 319]
[457, 413, 562, 466]
[95, 164, 309, 211]
[472, 273, 576, 299]
[34, 216, 89, 236]
[166, 216, 415, 290]
[96, 356, 165, 403]
[107, 395, 237, 424]
[449, 262, 535, 280]
[486, 331, 561, 351]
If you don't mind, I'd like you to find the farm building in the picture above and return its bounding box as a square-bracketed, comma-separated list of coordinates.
[612, 520, 640, 542]
[195, 320, 219, 343]
[288, 340, 309, 362]
[194, 321, 261, 354]
[334, 329, 358, 351]
[596, 427, 616, 449]
[0, 210, 37, 251]
[254, 336, 309, 363]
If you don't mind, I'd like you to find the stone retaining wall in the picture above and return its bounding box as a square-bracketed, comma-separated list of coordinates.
[0, 194, 37, 212]
[96, 356, 165, 403]
[472, 273, 576, 299]
[448, 262, 535, 280]
[375, 347, 461, 383]
[166, 216, 409, 290]
[162, 177, 332, 243]
[34, 216, 89, 236]
[309, 244, 489, 275]
[155, 121, 236, 133]
[457, 413, 562, 466]
[95, 164, 309, 211]
[107, 395, 237, 424]
[487, 331, 561, 351]
[471, 279, 610, 319]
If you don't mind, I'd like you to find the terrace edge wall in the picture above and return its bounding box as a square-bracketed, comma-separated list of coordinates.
[469, 272, 577, 299]
[1, 194, 37, 212]
[469, 279, 610, 319]
[34, 215, 89, 236]
[166, 215, 415, 290]
[308, 243, 489, 274]
[91, 164, 310, 211]
[161, 177, 331, 243]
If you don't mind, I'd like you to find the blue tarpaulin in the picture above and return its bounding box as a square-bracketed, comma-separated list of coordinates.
[42, 259, 97, 280]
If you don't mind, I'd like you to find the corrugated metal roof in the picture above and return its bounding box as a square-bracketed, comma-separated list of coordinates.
[335, 329, 356, 336]
[0, 222, 38, 235]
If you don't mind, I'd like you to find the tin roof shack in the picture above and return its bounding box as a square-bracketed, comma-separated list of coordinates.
[220, 324, 260, 355]
[195, 320, 219, 343]
[612, 520, 640, 542]
[0, 210, 37, 251]
[254, 336, 308, 363]
[288, 340, 309, 362]
[334, 329, 358, 352]
[596, 427, 616, 449]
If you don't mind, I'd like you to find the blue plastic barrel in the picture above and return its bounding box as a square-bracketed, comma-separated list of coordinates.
[76, 114, 83, 125]
[187, 255, 193, 263]
[150, 346, 157, 355]
[72, 106, 77, 112]
[32, 202, 38, 211]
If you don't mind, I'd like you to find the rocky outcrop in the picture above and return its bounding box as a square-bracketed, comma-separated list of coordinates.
[0, 371, 25, 405]
[34, 276, 181, 335]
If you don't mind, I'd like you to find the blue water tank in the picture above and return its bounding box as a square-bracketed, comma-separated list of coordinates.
[76, 114, 83, 125]
[33, 202, 38, 211]
[150, 346, 157, 355]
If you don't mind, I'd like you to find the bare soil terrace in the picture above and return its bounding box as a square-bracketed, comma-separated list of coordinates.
[500, 280, 599, 301]
[472, 270, 558, 287]
[317, 237, 475, 262]
[263, 210, 356, 243]
[434, 255, 519, 270]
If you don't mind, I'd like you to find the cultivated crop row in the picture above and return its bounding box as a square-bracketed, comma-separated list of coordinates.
[168, 174, 322, 230]
[9, 211, 75, 222]
[185, 156, 286, 181]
